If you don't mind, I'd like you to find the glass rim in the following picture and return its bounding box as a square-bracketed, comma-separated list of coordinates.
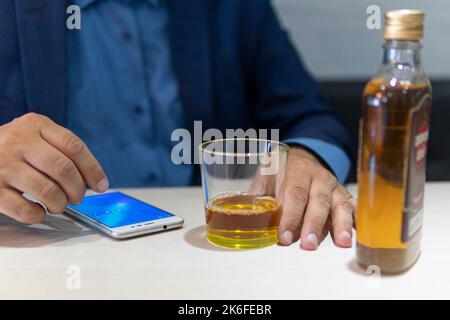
[199, 138, 290, 157]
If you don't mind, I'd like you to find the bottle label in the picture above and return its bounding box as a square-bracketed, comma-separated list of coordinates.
[401, 94, 431, 243]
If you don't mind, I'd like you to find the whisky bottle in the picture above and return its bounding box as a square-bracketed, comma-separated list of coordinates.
[357, 10, 432, 273]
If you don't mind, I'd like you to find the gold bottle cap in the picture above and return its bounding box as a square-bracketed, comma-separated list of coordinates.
[384, 10, 425, 41]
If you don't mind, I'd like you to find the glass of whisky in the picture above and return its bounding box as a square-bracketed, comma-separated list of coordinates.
[199, 138, 289, 249]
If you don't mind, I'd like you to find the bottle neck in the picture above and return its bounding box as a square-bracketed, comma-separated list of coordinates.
[383, 40, 422, 68]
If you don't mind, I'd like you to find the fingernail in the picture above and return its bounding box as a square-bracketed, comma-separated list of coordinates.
[282, 231, 294, 245]
[340, 230, 352, 247]
[341, 230, 352, 240]
[96, 178, 109, 193]
[305, 233, 319, 249]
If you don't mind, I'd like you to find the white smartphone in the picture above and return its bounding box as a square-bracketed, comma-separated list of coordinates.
[65, 191, 184, 239]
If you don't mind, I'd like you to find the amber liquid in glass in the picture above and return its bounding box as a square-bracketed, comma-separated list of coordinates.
[357, 78, 431, 273]
[205, 192, 281, 249]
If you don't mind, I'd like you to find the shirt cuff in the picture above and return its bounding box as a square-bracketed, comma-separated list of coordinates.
[283, 137, 351, 183]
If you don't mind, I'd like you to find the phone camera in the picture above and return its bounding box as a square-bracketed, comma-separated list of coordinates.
[163, 225, 168, 230]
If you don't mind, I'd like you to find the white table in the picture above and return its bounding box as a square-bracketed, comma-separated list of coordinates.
[0, 183, 449, 300]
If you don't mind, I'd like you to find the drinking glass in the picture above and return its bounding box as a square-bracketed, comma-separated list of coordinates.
[199, 138, 289, 249]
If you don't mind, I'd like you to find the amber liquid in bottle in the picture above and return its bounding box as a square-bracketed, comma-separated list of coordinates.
[357, 78, 431, 273]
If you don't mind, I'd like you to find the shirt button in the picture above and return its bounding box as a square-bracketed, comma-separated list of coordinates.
[122, 30, 133, 42]
[133, 105, 144, 114]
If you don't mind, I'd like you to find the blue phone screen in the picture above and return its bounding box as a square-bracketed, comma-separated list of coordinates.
[67, 192, 173, 228]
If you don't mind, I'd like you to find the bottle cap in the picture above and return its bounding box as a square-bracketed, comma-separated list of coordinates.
[384, 10, 425, 41]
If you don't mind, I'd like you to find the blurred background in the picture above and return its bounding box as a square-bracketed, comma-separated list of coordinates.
[273, 0, 450, 181]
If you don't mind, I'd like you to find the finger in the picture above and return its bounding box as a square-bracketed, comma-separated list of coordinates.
[278, 176, 311, 245]
[300, 173, 337, 250]
[39, 119, 109, 192]
[330, 185, 354, 248]
[0, 187, 46, 224]
[4, 163, 68, 214]
[248, 169, 276, 196]
[23, 141, 86, 205]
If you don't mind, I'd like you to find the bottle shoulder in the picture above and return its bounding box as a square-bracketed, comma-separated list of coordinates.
[363, 77, 431, 116]
[368, 64, 430, 87]
[364, 74, 431, 97]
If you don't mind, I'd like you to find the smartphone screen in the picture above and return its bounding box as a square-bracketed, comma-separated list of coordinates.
[67, 192, 174, 228]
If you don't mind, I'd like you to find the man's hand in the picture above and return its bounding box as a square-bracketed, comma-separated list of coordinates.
[0, 113, 109, 224]
[278, 146, 355, 250]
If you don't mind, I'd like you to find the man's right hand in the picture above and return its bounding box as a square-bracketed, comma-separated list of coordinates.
[0, 113, 109, 224]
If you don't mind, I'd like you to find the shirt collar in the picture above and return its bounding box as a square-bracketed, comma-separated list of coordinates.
[75, 0, 160, 10]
